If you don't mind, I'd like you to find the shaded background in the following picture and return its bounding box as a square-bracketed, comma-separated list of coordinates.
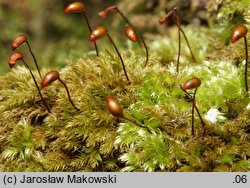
[0, 0, 219, 75]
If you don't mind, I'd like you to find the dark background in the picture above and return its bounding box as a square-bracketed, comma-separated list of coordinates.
[0, 0, 210, 75]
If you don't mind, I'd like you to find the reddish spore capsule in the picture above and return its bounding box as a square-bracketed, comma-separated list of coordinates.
[106, 96, 123, 118]
[125, 25, 137, 42]
[158, 10, 173, 24]
[98, 10, 108, 18]
[231, 24, 248, 43]
[41, 70, 60, 88]
[64, 2, 86, 13]
[11, 35, 27, 50]
[98, 5, 117, 18]
[8, 52, 24, 68]
[89, 26, 108, 42]
[182, 77, 201, 90]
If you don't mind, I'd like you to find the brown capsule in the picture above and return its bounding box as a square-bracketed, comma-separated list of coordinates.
[41, 70, 60, 88]
[11, 35, 27, 50]
[98, 5, 117, 18]
[106, 96, 123, 118]
[8, 52, 51, 113]
[105, 5, 117, 12]
[158, 10, 173, 25]
[42, 70, 81, 112]
[8, 52, 24, 68]
[98, 10, 108, 18]
[89, 26, 108, 42]
[182, 77, 201, 90]
[231, 24, 248, 43]
[158, 17, 167, 25]
[64, 1, 86, 13]
[125, 25, 137, 42]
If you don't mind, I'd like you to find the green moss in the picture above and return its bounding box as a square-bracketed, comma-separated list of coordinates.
[0, 1, 250, 172]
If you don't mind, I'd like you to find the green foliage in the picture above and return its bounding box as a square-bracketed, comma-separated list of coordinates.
[151, 26, 213, 64]
[216, 0, 250, 24]
[0, 43, 249, 171]
[207, 0, 250, 45]
[1, 119, 45, 171]
[0, 0, 249, 172]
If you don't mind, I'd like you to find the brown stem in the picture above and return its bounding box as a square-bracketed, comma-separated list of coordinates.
[116, 8, 141, 47]
[244, 36, 249, 95]
[123, 116, 153, 134]
[191, 89, 196, 136]
[174, 8, 181, 73]
[194, 105, 206, 136]
[192, 89, 206, 136]
[82, 11, 99, 57]
[25, 40, 42, 79]
[179, 27, 196, 63]
[180, 85, 192, 98]
[106, 33, 130, 85]
[115, 7, 149, 69]
[58, 78, 81, 112]
[181, 87, 206, 135]
[141, 35, 149, 69]
[21, 59, 51, 113]
[116, 9, 133, 28]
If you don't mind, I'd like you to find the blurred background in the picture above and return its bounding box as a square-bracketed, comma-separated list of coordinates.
[0, 0, 113, 75]
[0, 0, 240, 75]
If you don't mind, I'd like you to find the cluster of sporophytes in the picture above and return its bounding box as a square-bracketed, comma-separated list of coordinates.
[0, 1, 249, 172]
